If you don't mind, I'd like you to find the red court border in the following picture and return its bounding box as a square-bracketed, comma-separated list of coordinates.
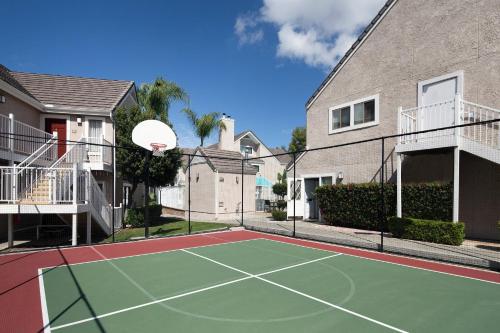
[0, 229, 498, 333]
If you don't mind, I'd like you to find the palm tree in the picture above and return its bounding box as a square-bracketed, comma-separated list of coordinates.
[138, 77, 188, 122]
[182, 109, 226, 146]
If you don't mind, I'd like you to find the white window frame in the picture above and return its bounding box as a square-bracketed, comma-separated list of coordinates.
[328, 94, 379, 134]
[417, 70, 464, 107]
[85, 116, 106, 139]
[252, 164, 260, 173]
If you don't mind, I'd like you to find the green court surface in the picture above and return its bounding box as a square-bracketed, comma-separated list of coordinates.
[40, 239, 500, 332]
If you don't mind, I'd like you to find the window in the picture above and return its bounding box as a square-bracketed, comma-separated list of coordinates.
[329, 95, 379, 134]
[320, 176, 333, 186]
[241, 146, 253, 156]
[354, 100, 375, 125]
[252, 164, 260, 172]
[331, 107, 350, 130]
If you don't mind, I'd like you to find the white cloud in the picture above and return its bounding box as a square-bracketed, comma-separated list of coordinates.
[234, 13, 264, 45]
[235, 0, 385, 69]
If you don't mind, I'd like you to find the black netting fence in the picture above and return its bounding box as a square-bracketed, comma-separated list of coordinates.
[1, 119, 499, 270]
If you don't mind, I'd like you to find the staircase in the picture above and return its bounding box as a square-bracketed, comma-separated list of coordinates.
[1, 135, 119, 236]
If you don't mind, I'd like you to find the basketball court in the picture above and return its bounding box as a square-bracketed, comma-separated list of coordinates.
[1, 230, 498, 332]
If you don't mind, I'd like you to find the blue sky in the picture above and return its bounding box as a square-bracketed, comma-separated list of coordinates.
[1, 0, 384, 148]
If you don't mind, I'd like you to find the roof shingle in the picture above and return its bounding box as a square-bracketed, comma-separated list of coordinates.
[10, 71, 134, 112]
[196, 147, 257, 175]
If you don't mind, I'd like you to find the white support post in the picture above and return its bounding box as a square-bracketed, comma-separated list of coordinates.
[453, 147, 460, 222]
[72, 163, 78, 204]
[86, 211, 92, 245]
[7, 214, 13, 248]
[397, 106, 402, 144]
[72, 213, 78, 246]
[396, 153, 402, 218]
[8, 113, 14, 166]
[454, 94, 461, 143]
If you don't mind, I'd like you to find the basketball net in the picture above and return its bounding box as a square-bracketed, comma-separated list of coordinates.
[150, 143, 167, 156]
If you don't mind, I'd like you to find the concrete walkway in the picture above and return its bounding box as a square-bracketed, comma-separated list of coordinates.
[242, 216, 500, 270]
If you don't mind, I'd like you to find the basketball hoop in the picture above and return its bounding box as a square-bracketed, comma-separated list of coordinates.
[151, 143, 167, 156]
[132, 119, 176, 156]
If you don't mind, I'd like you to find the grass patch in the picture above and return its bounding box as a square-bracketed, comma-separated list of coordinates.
[103, 216, 228, 243]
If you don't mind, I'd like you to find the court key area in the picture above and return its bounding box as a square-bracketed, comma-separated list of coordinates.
[37, 235, 500, 333]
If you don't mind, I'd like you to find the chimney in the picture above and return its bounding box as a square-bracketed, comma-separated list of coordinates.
[218, 114, 235, 151]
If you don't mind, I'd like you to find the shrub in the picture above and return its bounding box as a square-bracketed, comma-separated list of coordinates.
[271, 209, 287, 221]
[272, 183, 287, 199]
[315, 182, 452, 230]
[125, 204, 163, 228]
[387, 217, 465, 245]
[276, 200, 287, 211]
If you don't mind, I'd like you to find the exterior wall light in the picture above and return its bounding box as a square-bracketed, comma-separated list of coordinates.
[0, 95, 6, 103]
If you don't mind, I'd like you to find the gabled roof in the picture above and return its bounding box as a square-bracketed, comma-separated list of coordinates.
[269, 148, 292, 165]
[306, 0, 395, 108]
[0, 64, 37, 100]
[194, 147, 257, 175]
[10, 70, 135, 113]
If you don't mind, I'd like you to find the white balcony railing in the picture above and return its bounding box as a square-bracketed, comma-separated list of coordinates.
[0, 113, 55, 159]
[85, 136, 112, 166]
[398, 94, 500, 152]
[0, 165, 87, 204]
[460, 100, 500, 149]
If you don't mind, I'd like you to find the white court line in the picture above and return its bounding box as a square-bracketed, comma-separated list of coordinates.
[40, 238, 260, 270]
[182, 249, 408, 333]
[257, 235, 500, 286]
[49, 251, 340, 331]
[38, 268, 51, 333]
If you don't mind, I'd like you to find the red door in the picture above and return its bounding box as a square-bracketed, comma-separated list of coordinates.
[45, 119, 67, 158]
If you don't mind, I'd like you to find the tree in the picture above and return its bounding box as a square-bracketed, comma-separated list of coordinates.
[272, 183, 287, 200]
[288, 127, 306, 153]
[182, 109, 226, 146]
[115, 105, 182, 207]
[138, 77, 188, 122]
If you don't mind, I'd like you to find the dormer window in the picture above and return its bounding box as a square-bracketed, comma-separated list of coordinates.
[241, 146, 253, 155]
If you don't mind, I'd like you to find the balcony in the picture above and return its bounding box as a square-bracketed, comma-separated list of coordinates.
[0, 113, 55, 163]
[83, 136, 113, 171]
[396, 95, 500, 157]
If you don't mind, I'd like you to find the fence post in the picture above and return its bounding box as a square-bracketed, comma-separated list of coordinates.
[293, 152, 296, 238]
[380, 138, 385, 252]
[111, 143, 115, 242]
[241, 158, 244, 227]
[188, 154, 191, 234]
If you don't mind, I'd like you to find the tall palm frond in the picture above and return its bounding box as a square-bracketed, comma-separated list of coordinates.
[182, 108, 226, 146]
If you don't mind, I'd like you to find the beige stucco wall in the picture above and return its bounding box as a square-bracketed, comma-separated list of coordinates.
[185, 162, 216, 216]
[217, 172, 256, 219]
[298, 0, 500, 239]
[0, 89, 41, 128]
[307, 0, 500, 152]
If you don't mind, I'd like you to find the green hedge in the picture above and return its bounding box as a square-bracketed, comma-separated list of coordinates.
[271, 209, 287, 221]
[315, 182, 452, 230]
[125, 204, 162, 227]
[387, 217, 465, 245]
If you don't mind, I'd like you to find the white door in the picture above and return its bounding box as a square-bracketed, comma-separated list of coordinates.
[419, 75, 459, 131]
[287, 178, 304, 218]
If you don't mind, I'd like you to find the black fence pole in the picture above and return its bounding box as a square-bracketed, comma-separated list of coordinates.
[293, 153, 296, 238]
[188, 154, 191, 234]
[380, 137, 385, 252]
[144, 151, 150, 238]
[241, 158, 244, 227]
[112, 144, 115, 243]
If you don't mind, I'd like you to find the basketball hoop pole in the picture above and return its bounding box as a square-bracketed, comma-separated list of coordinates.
[144, 150, 151, 238]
